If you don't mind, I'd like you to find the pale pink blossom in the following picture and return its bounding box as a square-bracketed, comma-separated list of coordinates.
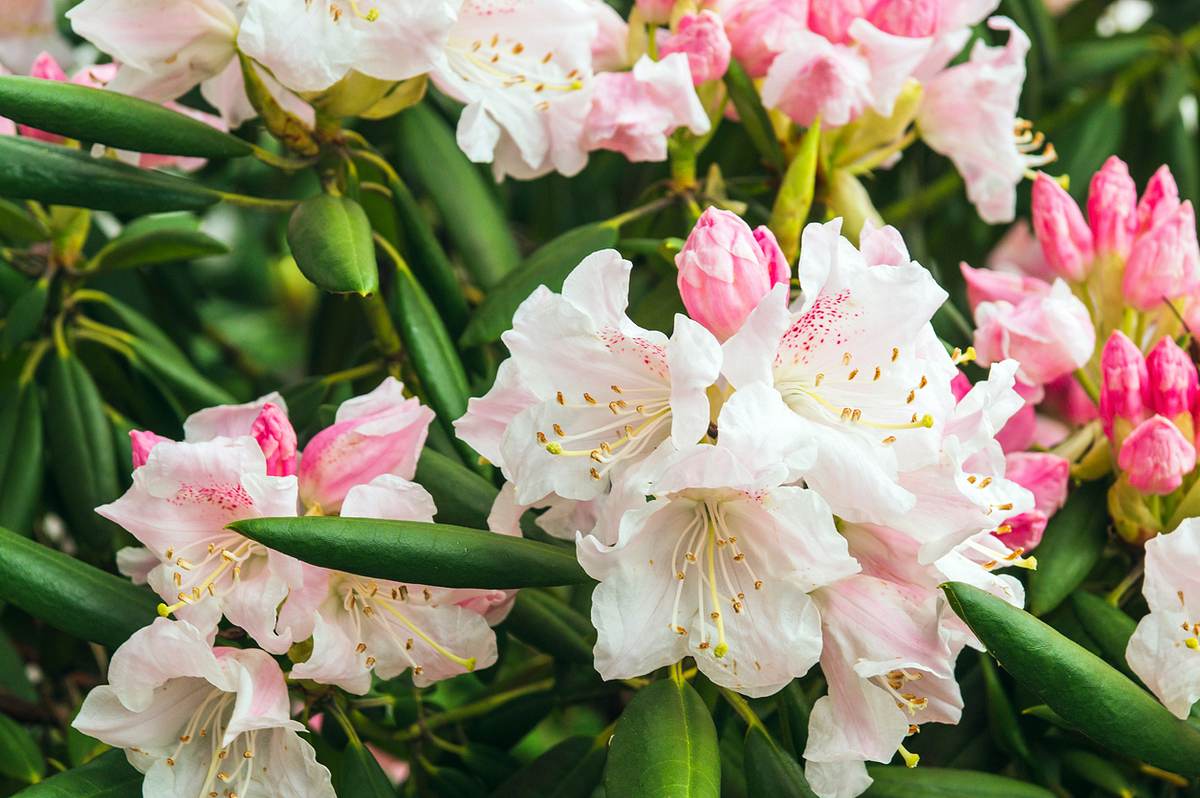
[1122, 200, 1200, 312]
[998, 451, 1068, 551]
[582, 54, 711, 162]
[722, 0, 810, 78]
[1042, 372, 1099, 427]
[586, 0, 629, 71]
[635, 0, 675, 23]
[1126, 520, 1200, 718]
[660, 11, 732, 84]
[1117, 415, 1196, 495]
[994, 379, 1043, 453]
[0, 0, 69, 73]
[973, 279, 1095, 387]
[129, 429, 169, 469]
[1087, 155, 1138, 259]
[1099, 330, 1150, 440]
[675, 207, 790, 341]
[761, 32, 871, 127]
[987, 220, 1058, 283]
[960, 261, 1049, 312]
[73, 619, 334, 798]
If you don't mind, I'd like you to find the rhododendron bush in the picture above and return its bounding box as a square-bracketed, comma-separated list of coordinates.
[3, 0, 1200, 796]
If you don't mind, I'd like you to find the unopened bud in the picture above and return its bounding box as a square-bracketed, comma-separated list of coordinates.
[1099, 330, 1150, 442]
[1116, 415, 1196, 495]
[1031, 172, 1095, 281]
[1086, 156, 1138, 259]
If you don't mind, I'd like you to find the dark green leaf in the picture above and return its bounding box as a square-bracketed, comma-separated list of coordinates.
[0, 137, 220, 214]
[1059, 749, 1138, 797]
[459, 222, 619, 347]
[723, 60, 786, 173]
[743, 726, 817, 798]
[229, 516, 589, 588]
[1028, 479, 1109, 615]
[0, 381, 42, 534]
[88, 228, 228, 273]
[126, 334, 236, 409]
[942, 581, 1200, 776]
[862, 765, 1056, 797]
[1060, 102, 1124, 202]
[414, 448, 496, 529]
[1054, 36, 1159, 87]
[0, 713, 43, 783]
[0, 626, 36, 702]
[0, 277, 47, 352]
[287, 195, 380, 296]
[12, 749, 140, 797]
[0, 199, 50, 244]
[395, 104, 520, 288]
[980, 655, 1036, 772]
[337, 740, 395, 797]
[1069, 591, 1138, 679]
[428, 765, 487, 797]
[0, 77, 252, 158]
[504, 588, 595, 664]
[459, 742, 518, 787]
[605, 679, 720, 798]
[0, 526, 158, 649]
[776, 681, 811, 760]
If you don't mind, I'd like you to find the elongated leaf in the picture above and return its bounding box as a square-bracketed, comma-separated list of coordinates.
[493, 737, 596, 798]
[1069, 591, 1138, 679]
[12, 749, 141, 797]
[414, 449, 496, 529]
[769, 121, 821, 262]
[0, 277, 47, 352]
[89, 228, 228, 273]
[1028, 479, 1109, 615]
[942, 582, 1200, 776]
[0, 627, 36, 702]
[337, 741, 395, 797]
[1059, 749, 1137, 797]
[0, 713, 43, 783]
[862, 765, 1055, 797]
[605, 679, 720, 798]
[0, 526, 157, 649]
[777, 682, 811, 760]
[0, 198, 50, 244]
[288, 195, 379, 296]
[743, 727, 817, 798]
[126, 334, 236, 409]
[0, 77, 251, 158]
[229, 516, 589, 588]
[459, 222, 619, 347]
[395, 104, 520, 288]
[723, 60, 786, 173]
[980, 655, 1036, 771]
[505, 588, 595, 664]
[0, 382, 43, 534]
[1055, 35, 1158, 87]
[0, 137, 220, 214]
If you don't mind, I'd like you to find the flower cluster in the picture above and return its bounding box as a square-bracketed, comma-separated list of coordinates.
[457, 208, 1040, 795]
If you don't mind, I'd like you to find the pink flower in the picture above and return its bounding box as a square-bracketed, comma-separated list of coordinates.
[1117, 415, 1196, 495]
[987, 220, 1058, 283]
[1031, 172, 1095, 281]
[1099, 330, 1151, 440]
[1004, 452, 1069, 515]
[760, 32, 871, 127]
[250, 402, 298, 478]
[297, 377, 434, 514]
[973, 280, 1095, 386]
[722, 0, 810, 77]
[808, 0, 871, 44]
[635, 0, 675, 24]
[587, 0, 629, 71]
[659, 11, 732, 85]
[1137, 165, 1181, 234]
[583, 54, 711, 162]
[129, 429, 169, 469]
[1146, 336, 1199, 422]
[183, 392, 298, 478]
[1122, 200, 1200, 312]
[960, 261, 1049, 313]
[1087, 156, 1138, 259]
[994, 380, 1043, 454]
[675, 207, 790, 341]
[1042, 373, 1099, 426]
[868, 0, 941, 38]
[997, 510, 1047, 554]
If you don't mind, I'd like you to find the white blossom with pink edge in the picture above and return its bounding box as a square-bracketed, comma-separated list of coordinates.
[72, 618, 334, 798]
[1126, 520, 1200, 719]
[453, 249, 722, 506]
[0, 0, 70, 73]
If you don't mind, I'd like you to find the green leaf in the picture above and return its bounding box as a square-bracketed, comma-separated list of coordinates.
[88, 228, 228, 273]
[229, 516, 590, 588]
[0, 526, 158, 649]
[1054, 35, 1159, 87]
[459, 222, 619, 348]
[605, 679, 720, 798]
[1069, 591, 1138, 679]
[0, 199, 50, 245]
[395, 104, 520, 288]
[942, 581, 1200, 776]
[0, 137, 221, 214]
[862, 765, 1056, 797]
[0, 77, 252, 158]
[743, 726, 817, 798]
[43, 350, 121, 549]
[493, 737, 604, 798]
[0, 277, 47, 352]
[723, 60, 786, 173]
[776, 681, 811, 760]
[0, 381, 43, 534]
[12, 749, 140, 797]
[0, 626, 36, 703]
[0, 713, 43, 783]
[1059, 749, 1138, 797]
[1060, 102, 1124, 202]
[414, 448, 497, 529]
[979, 655, 1036, 772]
[769, 121, 821, 262]
[287, 195, 380, 296]
[126, 333, 236, 410]
[504, 588, 595, 664]
[337, 740, 396, 797]
[1028, 479, 1109, 615]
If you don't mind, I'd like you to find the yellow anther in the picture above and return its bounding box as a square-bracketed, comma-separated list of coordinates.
[545, 442, 563, 455]
[1185, 637, 1199, 649]
[898, 744, 920, 768]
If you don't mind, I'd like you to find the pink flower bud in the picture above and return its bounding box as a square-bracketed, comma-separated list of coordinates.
[1136, 165, 1180, 234]
[950, 371, 972, 402]
[129, 430, 169, 469]
[959, 262, 1049, 313]
[1031, 172, 1095, 281]
[1005, 452, 1070, 515]
[867, 0, 940, 38]
[675, 207, 791, 341]
[996, 510, 1047, 554]
[1117, 415, 1196, 495]
[250, 402, 298, 477]
[1145, 336, 1198, 420]
[1122, 201, 1200, 311]
[1042, 373, 1099, 426]
[723, 0, 809, 77]
[972, 280, 1095, 387]
[1086, 156, 1138, 259]
[1099, 330, 1150, 439]
[297, 378, 435, 513]
[635, 0, 675, 24]
[659, 11, 732, 85]
[808, 0, 871, 44]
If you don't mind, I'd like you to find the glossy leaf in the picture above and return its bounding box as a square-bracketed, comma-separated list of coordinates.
[504, 588, 595, 664]
[723, 60, 786, 173]
[88, 228, 228, 273]
[0, 713, 44, 784]
[605, 679, 720, 798]
[1059, 749, 1137, 797]
[743, 726, 817, 798]
[0, 381, 43, 534]
[493, 737, 604, 798]
[459, 222, 619, 347]
[11, 749, 141, 797]
[942, 581, 1200, 776]
[0, 277, 47, 352]
[337, 740, 396, 797]
[979, 655, 1036, 772]
[0, 526, 158, 648]
[0, 198, 49, 244]
[862, 765, 1056, 797]
[0, 137, 220, 214]
[229, 516, 590, 588]
[0, 76, 251, 158]
[1027, 479, 1108, 616]
[287, 195, 380, 296]
[413, 448, 496, 529]
[1069, 591, 1138, 679]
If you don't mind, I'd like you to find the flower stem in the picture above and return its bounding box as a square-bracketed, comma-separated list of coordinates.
[360, 290, 403, 380]
[392, 677, 555, 742]
[1105, 560, 1145, 607]
[719, 687, 767, 734]
[603, 196, 677, 230]
[1074, 367, 1100, 404]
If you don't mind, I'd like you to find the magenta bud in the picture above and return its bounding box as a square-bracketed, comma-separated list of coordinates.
[867, 0, 940, 38]
[659, 11, 732, 85]
[129, 429, 169, 469]
[950, 371, 972, 402]
[1136, 165, 1180, 234]
[1005, 452, 1070, 516]
[1122, 201, 1200, 311]
[1099, 330, 1150, 440]
[995, 510, 1047, 554]
[250, 402, 298, 478]
[1031, 172, 1095, 281]
[1086, 156, 1138, 259]
[1117, 415, 1196, 495]
[1145, 336, 1199, 420]
[675, 207, 790, 341]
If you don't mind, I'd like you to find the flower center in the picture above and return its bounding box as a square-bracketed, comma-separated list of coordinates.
[540, 383, 673, 482]
[309, 0, 379, 24]
[1176, 590, 1200, 650]
[157, 537, 259, 619]
[1015, 118, 1057, 178]
[446, 33, 585, 108]
[163, 690, 257, 798]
